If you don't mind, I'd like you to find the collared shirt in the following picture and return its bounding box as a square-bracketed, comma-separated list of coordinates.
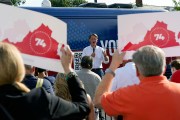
[102, 76, 180, 120]
[171, 70, 180, 83]
[82, 45, 109, 69]
[111, 62, 140, 91]
[76, 68, 101, 99]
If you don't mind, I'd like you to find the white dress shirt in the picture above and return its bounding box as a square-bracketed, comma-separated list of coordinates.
[82, 45, 109, 69]
[111, 62, 140, 91]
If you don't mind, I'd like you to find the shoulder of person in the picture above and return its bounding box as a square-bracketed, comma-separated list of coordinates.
[125, 62, 136, 68]
[22, 75, 37, 83]
[91, 72, 101, 80]
[24, 74, 37, 80]
[115, 67, 125, 73]
[44, 76, 55, 83]
[42, 78, 52, 87]
[97, 46, 105, 51]
[83, 46, 91, 50]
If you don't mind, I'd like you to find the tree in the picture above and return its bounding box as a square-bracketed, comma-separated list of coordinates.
[0, 0, 25, 6]
[172, 0, 180, 10]
[11, 0, 25, 6]
[50, 0, 87, 7]
[136, 0, 143, 7]
[72, 0, 87, 6]
[0, 0, 12, 5]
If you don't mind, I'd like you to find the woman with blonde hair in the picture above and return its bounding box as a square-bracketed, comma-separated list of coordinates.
[55, 73, 72, 101]
[0, 42, 90, 120]
[55, 73, 95, 120]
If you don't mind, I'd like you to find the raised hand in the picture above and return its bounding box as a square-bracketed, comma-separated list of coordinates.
[102, 50, 109, 61]
[109, 50, 126, 71]
[102, 51, 107, 57]
[60, 45, 74, 73]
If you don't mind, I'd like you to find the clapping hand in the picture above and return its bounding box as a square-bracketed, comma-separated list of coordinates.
[102, 51, 107, 57]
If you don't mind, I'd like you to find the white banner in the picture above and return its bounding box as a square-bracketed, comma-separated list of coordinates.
[0, 4, 67, 72]
[118, 11, 180, 59]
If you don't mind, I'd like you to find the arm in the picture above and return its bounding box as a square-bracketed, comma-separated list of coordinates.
[47, 45, 90, 119]
[82, 48, 87, 57]
[48, 75, 90, 120]
[87, 94, 95, 120]
[94, 50, 125, 108]
[102, 49, 109, 64]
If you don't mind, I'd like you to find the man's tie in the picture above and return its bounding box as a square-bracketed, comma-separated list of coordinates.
[93, 48, 95, 53]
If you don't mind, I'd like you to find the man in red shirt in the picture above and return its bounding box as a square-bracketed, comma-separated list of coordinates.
[171, 70, 180, 83]
[170, 59, 180, 82]
[170, 59, 180, 75]
[94, 45, 180, 120]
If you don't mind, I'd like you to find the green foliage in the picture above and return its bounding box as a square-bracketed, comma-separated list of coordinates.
[11, 0, 25, 6]
[136, 0, 143, 7]
[50, 0, 87, 7]
[172, 0, 180, 11]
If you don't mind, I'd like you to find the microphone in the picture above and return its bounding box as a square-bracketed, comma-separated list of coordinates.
[93, 48, 95, 53]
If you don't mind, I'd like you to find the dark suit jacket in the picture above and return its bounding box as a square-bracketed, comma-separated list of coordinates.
[22, 74, 54, 95]
[0, 75, 90, 120]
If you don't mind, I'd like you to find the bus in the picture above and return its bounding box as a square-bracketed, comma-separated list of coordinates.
[23, 7, 166, 72]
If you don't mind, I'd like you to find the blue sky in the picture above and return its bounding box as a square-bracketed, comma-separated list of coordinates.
[21, 0, 175, 7]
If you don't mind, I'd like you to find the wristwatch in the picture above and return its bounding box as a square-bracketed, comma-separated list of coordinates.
[105, 68, 115, 77]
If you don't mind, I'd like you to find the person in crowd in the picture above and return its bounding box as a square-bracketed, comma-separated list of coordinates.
[55, 72, 95, 120]
[110, 60, 139, 120]
[77, 56, 101, 99]
[22, 65, 54, 95]
[171, 69, 180, 83]
[164, 63, 172, 79]
[170, 59, 180, 83]
[94, 45, 180, 120]
[54, 73, 72, 101]
[0, 42, 90, 120]
[111, 60, 139, 91]
[77, 56, 101, 120]
[82, 33, 109, 78]
[170, 59, 180, 74]
[36, 67, 56, 89]
[36, 67, 48, 78]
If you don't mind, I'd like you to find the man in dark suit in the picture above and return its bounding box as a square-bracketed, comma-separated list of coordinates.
[22, 65, 54, 95]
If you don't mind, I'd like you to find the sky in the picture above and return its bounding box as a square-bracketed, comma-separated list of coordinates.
[21, 0, 175, 7]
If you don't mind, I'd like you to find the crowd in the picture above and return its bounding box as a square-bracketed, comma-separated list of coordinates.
[1, 33, 180, 120]
[0, 42, 90, 120]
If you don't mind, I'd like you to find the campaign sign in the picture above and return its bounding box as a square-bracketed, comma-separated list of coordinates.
[0, 4, 67, 72]
[73, 51, 83, 71]
[118, 11, 180, 59]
